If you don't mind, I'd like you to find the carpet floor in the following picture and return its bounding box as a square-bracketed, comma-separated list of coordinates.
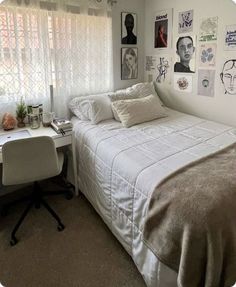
[0, 187, 146, 287]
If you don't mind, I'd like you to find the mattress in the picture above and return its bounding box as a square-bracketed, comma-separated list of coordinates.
[71, 108, 236, 287]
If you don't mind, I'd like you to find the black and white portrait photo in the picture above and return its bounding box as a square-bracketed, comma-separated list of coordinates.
[121, 12, 137, 45]
[174, 35, 196, 73]
[121, 47, 138, 80]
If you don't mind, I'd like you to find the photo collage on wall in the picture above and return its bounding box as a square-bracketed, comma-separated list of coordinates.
[121, 12, 138, 80]
[144, 8, 236, 98]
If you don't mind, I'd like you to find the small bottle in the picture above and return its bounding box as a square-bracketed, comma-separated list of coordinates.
[30, 114, 40, 129]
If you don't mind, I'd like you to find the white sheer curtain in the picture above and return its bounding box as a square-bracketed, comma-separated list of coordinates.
[0, 1, 113, 120]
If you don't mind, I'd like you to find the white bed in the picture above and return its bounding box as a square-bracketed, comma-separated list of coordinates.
[71, 107, 236, 287]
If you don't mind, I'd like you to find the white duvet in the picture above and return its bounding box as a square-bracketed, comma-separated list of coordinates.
[71, 108, 236, 287]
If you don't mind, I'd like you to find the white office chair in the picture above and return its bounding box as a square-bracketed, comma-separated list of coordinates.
[2, 136, 69, 246]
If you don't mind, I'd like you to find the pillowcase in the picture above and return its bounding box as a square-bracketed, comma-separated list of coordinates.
[69, 93, 114, 124]
[111, 94, 167, 128]
[109, 82, 164, 121]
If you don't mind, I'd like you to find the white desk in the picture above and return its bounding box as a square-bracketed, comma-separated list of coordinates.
[0, 125, 78, 196]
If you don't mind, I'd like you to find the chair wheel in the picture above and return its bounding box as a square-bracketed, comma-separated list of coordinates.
[57, 224, 65, 232]
[10, 237, 18, 246]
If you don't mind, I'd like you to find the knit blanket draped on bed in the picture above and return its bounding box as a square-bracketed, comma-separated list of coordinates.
[143, 143, 236, 287]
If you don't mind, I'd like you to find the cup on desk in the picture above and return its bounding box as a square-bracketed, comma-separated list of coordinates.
[42, 112, 54, 127]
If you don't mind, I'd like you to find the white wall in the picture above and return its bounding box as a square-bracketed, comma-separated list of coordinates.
[112, 0, 145, 90]
[145, 0, 236, 127]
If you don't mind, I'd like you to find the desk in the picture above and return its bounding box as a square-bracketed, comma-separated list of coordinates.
[0, 126, 78, 196]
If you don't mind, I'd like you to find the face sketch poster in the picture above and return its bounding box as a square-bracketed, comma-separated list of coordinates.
[174, 74, 193, 93]
[154, 9, 173, 50]
[225, 25, 236, 50]
[199, 17, 218, 42]
[220, 59, 236, 96]
[198, 70, 215, 97]
[178, 10, 193, 34]
[199, 43, 217, 68]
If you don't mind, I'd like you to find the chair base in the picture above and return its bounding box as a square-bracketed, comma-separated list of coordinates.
[5, 181, 67, 246]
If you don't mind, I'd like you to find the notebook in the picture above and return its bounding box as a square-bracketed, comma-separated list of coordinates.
[0, 130, 31, 146]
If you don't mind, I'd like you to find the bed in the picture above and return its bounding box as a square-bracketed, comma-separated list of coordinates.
[71, 106, 236, 287]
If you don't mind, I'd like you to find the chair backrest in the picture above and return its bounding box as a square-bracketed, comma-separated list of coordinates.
[2, 136, 61, 186]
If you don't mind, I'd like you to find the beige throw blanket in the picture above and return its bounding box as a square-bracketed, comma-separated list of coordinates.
[143, 143, 236, 287]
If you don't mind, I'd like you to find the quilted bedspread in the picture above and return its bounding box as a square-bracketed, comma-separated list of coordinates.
[71, 108, 236, 287]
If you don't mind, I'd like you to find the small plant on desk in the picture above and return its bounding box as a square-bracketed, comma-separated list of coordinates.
[16, 97, 27, 128]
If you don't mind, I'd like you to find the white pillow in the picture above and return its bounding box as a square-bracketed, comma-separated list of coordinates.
[69, 93, 114, 124]
[111, 94, 167, 128]
[109, 82, 164, 121]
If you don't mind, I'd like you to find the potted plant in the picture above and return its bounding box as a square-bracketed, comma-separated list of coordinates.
[16, 97, 27, 128]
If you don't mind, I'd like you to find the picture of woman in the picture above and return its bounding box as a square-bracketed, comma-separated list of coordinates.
[155, 23, 168, 48]
[121, 47, 138, 80]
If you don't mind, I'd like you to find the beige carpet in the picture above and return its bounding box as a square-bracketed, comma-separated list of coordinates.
[0, 188, 146, 287]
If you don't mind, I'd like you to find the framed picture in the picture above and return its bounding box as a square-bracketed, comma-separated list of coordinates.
[121, 12, 137, 45]
[121, 47, 138, 80]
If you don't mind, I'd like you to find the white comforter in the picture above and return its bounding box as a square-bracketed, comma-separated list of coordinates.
[71, 108, 236, 287]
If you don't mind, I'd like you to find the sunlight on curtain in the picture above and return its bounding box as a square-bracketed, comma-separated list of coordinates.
[0, 3, 113, 120]
[50, 11, 113, 117]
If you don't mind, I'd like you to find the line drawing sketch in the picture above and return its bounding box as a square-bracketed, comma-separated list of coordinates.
[156, 57, 170, 83]
[220, 59, 236, 95]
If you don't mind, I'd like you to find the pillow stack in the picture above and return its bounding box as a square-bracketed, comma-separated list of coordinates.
[68, 82, 167, 127]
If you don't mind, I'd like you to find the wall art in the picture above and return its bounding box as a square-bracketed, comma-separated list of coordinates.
[154, 9, 173, 50]
[224, 25, 236, 50]
[199, 17, 218, 42]
[121, 12, 137, 45]
[174, 74, 192, 93]
[198, 69, 215, 97]
[121, 47, 138, 80]
[156, 56, 171, 84]
[145, 55, 171, 84]
[178, 10, 193, 34]
[199, 43, 217, 68]
[220, 59, 236, 95]
[174, 35, 196, 73]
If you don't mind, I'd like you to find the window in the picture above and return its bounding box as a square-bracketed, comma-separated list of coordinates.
[0, 5, 113, 117]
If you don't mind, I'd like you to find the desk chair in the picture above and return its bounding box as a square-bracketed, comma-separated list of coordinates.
[2, 136, 70, 246]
